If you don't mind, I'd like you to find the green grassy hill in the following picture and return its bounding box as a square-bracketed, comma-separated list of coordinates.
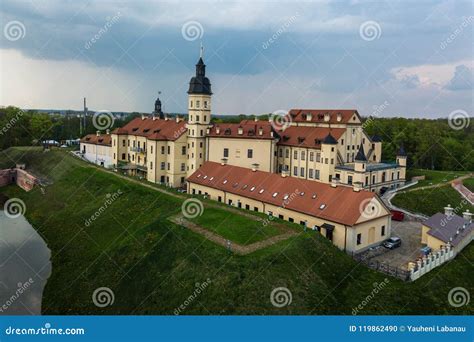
[0, 147, 472, 315]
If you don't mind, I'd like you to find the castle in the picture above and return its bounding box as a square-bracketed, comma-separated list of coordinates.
[80, 51, 408, 253]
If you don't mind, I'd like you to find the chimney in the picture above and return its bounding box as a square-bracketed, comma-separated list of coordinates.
[252, 163, 259, 172]
[165, 115, 169, 121]
[337, 113, 342, 122]
[330, 177, 339, 188]
[258, 127, 263, 136]
[106, 129, 110, 135]
[96, 130, 100, 137]
[216, 126, 220, 134]
[221, 158, 228, 166]
[238, 126, 243, 135]
[176, 116, 180, 123]
[206, 128, 210, 134]
[254, 117, 258, 122]
[141, 114, 146, 120]
[152, 116, 157, 121]
[444, 204, 454, 217]
[353, 181, 362, 192]
[324, 113, 330, 122]
[306, 113, 312, 121]
[462, 209, 472, 222]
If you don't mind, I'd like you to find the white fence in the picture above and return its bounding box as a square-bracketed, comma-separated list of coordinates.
[409, 245, 455, 281]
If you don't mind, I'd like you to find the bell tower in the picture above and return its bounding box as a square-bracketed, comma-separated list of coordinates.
[186, 44, 212, 176]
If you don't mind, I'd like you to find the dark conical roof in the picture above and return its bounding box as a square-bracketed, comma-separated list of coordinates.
[397, 145, 407, 156]
[355, 145, 367, 162]
[322, 133, 338, 145]
[371, 135, 382, 142]
[188, 57, 212, 95]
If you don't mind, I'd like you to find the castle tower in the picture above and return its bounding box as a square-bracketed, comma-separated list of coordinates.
[320, 133, 338, 183]
[186, 46, 212, 175]
[153, 93, 164, 119]
[354, 144, 367, 185]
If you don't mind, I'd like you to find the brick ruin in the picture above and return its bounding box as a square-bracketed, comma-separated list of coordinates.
[0, 165, 37, 192]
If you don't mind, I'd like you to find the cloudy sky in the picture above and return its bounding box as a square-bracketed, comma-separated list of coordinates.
[0, 0, 472, 117]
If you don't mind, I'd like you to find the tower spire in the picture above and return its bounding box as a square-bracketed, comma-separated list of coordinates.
[200, 41, 204, 59]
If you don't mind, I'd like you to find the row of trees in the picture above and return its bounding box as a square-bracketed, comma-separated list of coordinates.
[1, 106, 472, 171]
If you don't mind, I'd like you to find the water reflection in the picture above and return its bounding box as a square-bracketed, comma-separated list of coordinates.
[0, 210, 52, 315]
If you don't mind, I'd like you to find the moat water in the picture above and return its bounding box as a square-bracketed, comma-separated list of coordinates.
[0, 210, 52, 315]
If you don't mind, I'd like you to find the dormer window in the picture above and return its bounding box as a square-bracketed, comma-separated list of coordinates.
[259, 189, 264, 194]
[283, 194, 289, 200]
[209, 177, 214, 181]
[319, 204, 326, 210]
[250, 186, 256, 192]
[223, 180, 228, 184]
[272, 192, 278, 198]
[203, 175, 208, 179]
[312, 194, 317, 199]
[242, 185, 248, 190]
[197, 174, 201, 178]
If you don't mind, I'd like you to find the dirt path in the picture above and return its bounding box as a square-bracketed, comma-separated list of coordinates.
[403, 173, 472, 193]
[169, 215, 300, 255]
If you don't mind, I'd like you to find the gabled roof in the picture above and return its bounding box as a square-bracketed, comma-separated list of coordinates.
[111, 117, 187, 141]
[322, 133, 338, 145]
[289, 109, 361, 124]
[80, 134, 112, 146]
[188, 161, 386, 226]
[277, 127, 344, 148]
[424, 212, 473, 247]
[208, 122, 274, 140]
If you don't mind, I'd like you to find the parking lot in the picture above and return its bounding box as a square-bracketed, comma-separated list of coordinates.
[370, 219, 423, 270]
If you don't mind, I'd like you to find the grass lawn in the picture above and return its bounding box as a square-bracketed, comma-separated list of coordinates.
[392, 184, 474, 217]
[407, 169, 471, 189]
[462, 178, 474, 193]
[189, 207, 284, 245]
[1, 147, 473, 315]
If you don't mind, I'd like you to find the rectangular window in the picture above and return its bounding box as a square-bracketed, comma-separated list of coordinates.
[348, 175, 353, 185]
[182, 146, 186, 155]
[161, 162, 165, 170]
[181, 163, 185, 171]
[325, 158, 328, 164]
[122, 140, 126, 147]
[279, 149, 283, 157]
[293, 166, 298, 176]
[309, 169, 314, 179]
[150, 145, 153, 154]
[357, 233, 362, 245]
[294, 150, 298, 159]
[288, 218, 294, 223]
[161, 146, 165, 154]
[196, 100, 200, 108]
[309, 152, 314, 161]
[301, 151, 305, 161]
[254, 207, 259, 212]
[300, 167, 305, 177]
[167, 146, 171, 155]
[247, 149, 253, 158]
[381, 225, 386, 236]
[285, 149, 289, 158]
[315, 169, 320, 179]
[224, 148, 229, 158]
[121, 153, 125, 160]
[316, 153, 321, 162]
[150, 162, 153, 170]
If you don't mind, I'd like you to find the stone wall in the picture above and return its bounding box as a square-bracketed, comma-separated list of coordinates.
[0, 168, 37, 192]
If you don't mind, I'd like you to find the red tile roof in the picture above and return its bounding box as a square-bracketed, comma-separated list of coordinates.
[111, 117, 187, 141]
[277, 127, 345, 148]
[188, 161, 385, 226]
[208, 122, 274, 140]
[80, 134, 112, 146]
[289, 109, 360, 124]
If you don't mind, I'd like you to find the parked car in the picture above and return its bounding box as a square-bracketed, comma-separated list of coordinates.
[391, 210, 405, 221]
[383, 237, 402, 249]
[420, 246, 432, 256]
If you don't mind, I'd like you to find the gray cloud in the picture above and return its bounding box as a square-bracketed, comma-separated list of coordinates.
[445, 64, 473, 91]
